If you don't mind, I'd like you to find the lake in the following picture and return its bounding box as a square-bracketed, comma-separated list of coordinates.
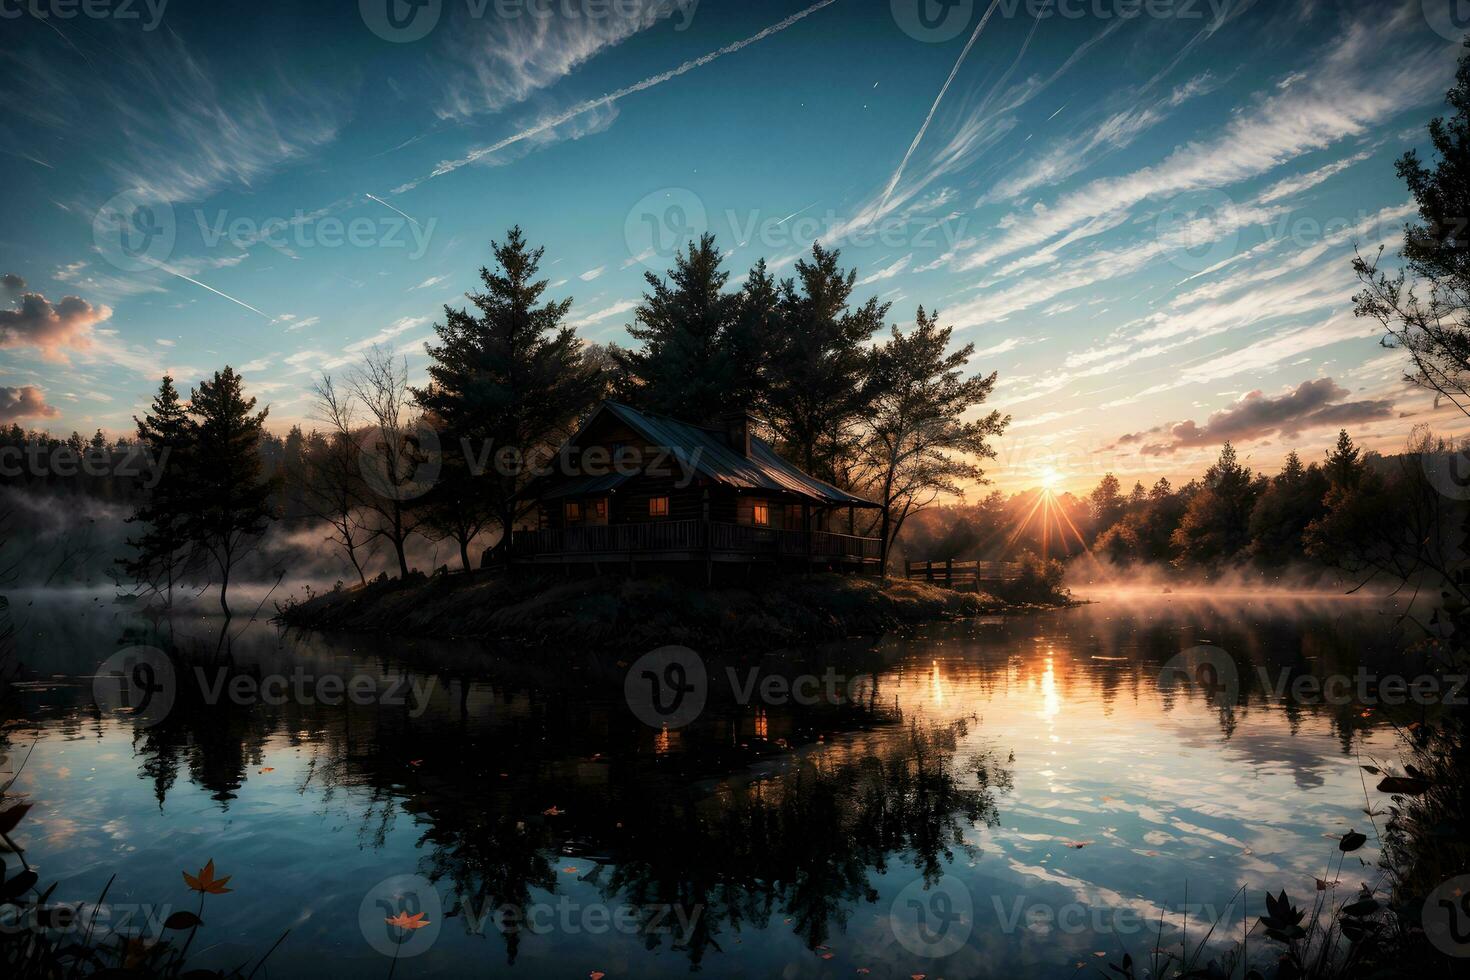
[0, 589, 1426, 977]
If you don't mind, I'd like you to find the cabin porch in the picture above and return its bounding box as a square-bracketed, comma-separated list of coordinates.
[510, 518, 883, 571]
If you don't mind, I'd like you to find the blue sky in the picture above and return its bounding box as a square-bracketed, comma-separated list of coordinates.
[0, 0, 1463, 491]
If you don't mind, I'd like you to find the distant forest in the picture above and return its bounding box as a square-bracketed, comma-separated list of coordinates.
[904, 427, 1465, 583]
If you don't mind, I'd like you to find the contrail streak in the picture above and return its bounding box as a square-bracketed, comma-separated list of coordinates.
[774, 200, 820, 225]
[145, 259, 272, 320]
[877, 0, 1003, 212]
[393, 0, 841, 194]
[365, 193, 423, 229]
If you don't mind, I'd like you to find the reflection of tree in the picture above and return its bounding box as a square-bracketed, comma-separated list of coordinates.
[596, 720, 1009, 967]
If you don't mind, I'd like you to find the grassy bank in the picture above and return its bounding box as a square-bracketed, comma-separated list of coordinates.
[274, 570, 1066, 651]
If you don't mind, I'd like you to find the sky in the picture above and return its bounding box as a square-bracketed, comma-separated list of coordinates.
[0, 0, 1464, 493]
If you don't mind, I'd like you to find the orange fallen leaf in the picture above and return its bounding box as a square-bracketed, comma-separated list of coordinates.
[543, 806, 563, 816]
[408, 759, 423, 767]
[258, 767, 274, 773]
[589, 973, 606, 980]
[385, 911, 430, 930]
[182, 859, 232, 895]
[562, 866, 580, 874]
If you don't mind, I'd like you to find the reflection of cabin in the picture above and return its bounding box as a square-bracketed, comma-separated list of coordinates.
[511, 401, 883, 574]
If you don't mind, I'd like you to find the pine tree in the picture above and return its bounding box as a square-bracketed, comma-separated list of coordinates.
[764, 243, 888, 482]
[1278, 449, 1306, 486]
[414, 227, 602, 562]
[121, 375, 195, 606]
[186, 367, 275, 616]
[1089, 473, 1123, 528]
[1325, 429, 1362, 489]
[613, 233, 740, 420]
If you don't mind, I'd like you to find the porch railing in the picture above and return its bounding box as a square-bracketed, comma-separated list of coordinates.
[512, 519, 881, 562]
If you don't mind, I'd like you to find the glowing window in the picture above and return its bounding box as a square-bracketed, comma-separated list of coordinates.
[564, 501, 582, 523]
[649, 496, 669, 517]
[590, 498, 608, 521]
[752, 501, 769, 526]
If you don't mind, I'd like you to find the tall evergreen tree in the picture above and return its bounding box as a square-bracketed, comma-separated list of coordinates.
[613, 233, 740, 420]
[1325, 429, 1363, 489]
[1088, 473, 1124, 530]
[185, 367, 275, 617]
[764, 243, 888, 483]
[414, 227, 602, 560]
[121, 375, 195, 606]
[1171, 442, 1258, 565]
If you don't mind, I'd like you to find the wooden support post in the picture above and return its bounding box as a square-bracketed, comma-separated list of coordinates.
[945, 557, 953, 588]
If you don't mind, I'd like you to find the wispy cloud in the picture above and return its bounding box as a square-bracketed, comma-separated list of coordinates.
[394, 0, 840, 193]
[568, 298, 636, 329]
[955, 13, 1450, 273]
[433, 0, 689, 120]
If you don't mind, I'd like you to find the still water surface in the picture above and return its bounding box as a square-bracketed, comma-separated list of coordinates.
[0, 590, 1421, 977]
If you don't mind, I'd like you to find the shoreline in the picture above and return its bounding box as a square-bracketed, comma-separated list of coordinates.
[273, 569, 1075, 652]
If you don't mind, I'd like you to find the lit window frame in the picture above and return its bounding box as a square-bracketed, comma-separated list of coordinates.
[564, 501, 583, 524]
[649, 495, 670, 518]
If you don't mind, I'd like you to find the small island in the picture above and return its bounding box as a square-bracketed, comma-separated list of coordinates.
[276, 398, 1071, 650]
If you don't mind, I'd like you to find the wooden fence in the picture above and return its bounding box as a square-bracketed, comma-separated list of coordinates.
[904, 558, 1023, 591]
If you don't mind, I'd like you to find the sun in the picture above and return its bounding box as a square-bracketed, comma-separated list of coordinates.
[1040, 467, 1062, 493]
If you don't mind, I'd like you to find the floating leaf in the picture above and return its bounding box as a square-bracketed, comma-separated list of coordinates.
[1339, 831, 1368, 853]
[164, 910, 204, 930]
[1376, 775, 1429, 795]
[0, 869, 38, 900]
[385, 911, 430, 930]
[0, 803, 32, 836]
[182, 859, 233, 895]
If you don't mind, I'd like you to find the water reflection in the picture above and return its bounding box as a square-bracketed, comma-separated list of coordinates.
[0, 592, 1427, 976]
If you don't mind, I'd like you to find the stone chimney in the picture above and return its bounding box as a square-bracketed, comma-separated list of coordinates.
[714, 409, 756, 457]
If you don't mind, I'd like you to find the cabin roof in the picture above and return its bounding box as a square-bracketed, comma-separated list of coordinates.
[532, 400, 880, 508]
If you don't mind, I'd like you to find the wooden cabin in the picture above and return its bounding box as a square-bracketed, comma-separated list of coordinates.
[511, 401, 884, 574]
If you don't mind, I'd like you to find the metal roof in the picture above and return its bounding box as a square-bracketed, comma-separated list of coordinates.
[536, 471, 631, 499]
[598, 401, 880, 508]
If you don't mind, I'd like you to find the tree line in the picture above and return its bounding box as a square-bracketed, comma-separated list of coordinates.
[106, 228, 1008, 611]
